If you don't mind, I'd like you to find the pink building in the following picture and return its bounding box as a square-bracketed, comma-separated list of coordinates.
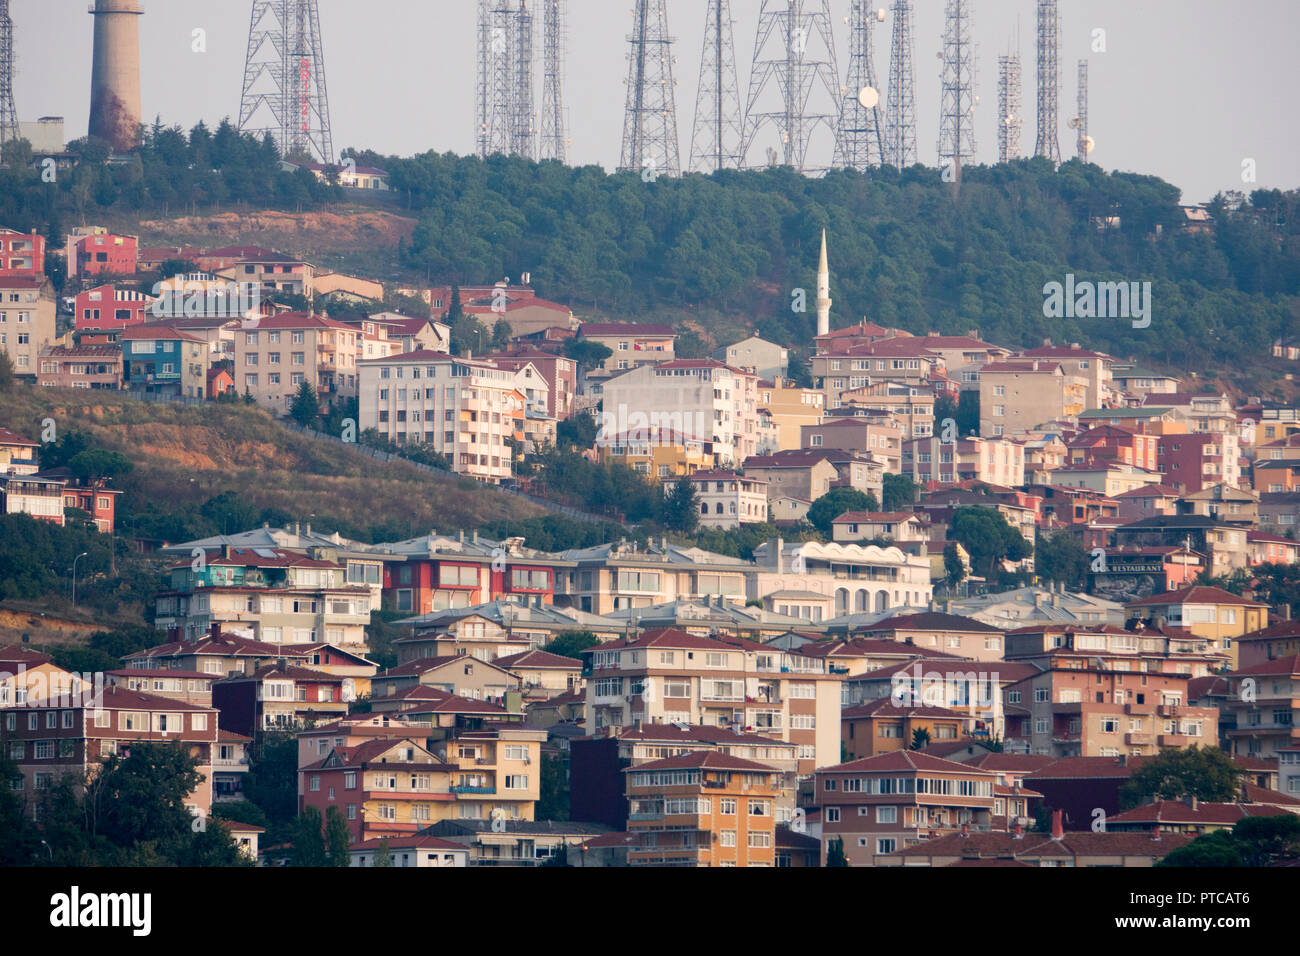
[74, 284, 156, 332]
[0, 228, 45, 278]
[69, 232, 139, 277]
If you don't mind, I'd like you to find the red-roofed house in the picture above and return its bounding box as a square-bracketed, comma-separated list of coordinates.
[67, 231, 138, 278]
[577, 322, 675, 377]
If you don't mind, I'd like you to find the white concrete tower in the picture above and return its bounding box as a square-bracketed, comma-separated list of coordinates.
[816, 228, 832, 336]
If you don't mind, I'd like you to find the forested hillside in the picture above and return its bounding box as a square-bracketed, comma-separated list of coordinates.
[3, 120, 1297, 387]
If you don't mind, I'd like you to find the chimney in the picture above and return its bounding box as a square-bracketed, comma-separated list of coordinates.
[634, 718, 643, 732]
[775, 537, 784, 572]
[88, 0, 144, 151]
[305, 523, 312, 537]
[1190, 795, 1197, 810]
[210, 622, 221, 642]
[1051, 809, 1064, 840]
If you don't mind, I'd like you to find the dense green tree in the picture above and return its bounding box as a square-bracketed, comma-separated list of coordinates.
[943, 541, 968, 588]
[660, 477, 700, 533]
[536, 753, 570, 822]
[373, 837, 393, 866]
[947, 506, 1031, 579]
[325, 805, 352, 867]
[244, 732, 300, 830]
[1156, 829, 1245, 867]
[910, 728, 931, 751]
[1119, 745, 1244, 809]
[562, 339, 613, 372]
[807, 487, 879, 537]
[290, 380, 321, 427]
[289, 807, 330, 866]
[826, 838, 848, 867]
[1036, 531, 1090, 590]
[0, 350, 14, 390]
[543, 630, 600, 658]
[881, 473, 918, 511]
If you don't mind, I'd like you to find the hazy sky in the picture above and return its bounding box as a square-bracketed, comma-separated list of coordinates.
[12, 0, 1299, 202]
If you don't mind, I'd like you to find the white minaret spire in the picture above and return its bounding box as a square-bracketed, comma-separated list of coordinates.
[816, 229, 832, 337]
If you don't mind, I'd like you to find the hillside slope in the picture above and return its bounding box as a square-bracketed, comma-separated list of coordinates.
[0, 387, 547, 546]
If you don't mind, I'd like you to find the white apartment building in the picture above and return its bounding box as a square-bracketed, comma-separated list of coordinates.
[599, 360, 761, 467]
[902, 436, 1026, 487]
[681, 470, 769, 529]
[358, 351, 526, 483]
[749, 539, 934, 617]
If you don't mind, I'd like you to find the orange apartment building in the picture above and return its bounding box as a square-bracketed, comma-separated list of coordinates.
[625, 751, 780, 867]
[841, 699, 972, 760]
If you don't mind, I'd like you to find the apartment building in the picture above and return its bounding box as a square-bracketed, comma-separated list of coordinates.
[902, 435, 1025, 488]
[211, 663, 351, 736]
[750, 538, 934, 617]
[120, 326, 208, 399]
[1017, 343, 1114, 408]
[1111, 365, 1180, 401]
[1067, 425, 1160, 471]
[0, 275, 56, 379]
[74, 284, 155, 333]
[1114, 516, 1249, 577]
[2, 686, 219, 819]
[570, 723, 799, 828]
[577, 322, 675, 377]
[713, 335, 788, 382]
[1002, 666, 1218, 758]
[801, 417, 903, 473]
[597, 425, 715, 480]
[152, 546, 372, 648]
[484, 347, 577, 420]
[841, 699, 973, 760]
[218, 251, 315, 298]
[625, 751, 781, 866]
[1123, 586, 1267, 666]
[376, 531, 571, 614]
[979, 360, 1087, 437]
[236, 312, 360, 412]
[835, 381, 936, 440]
[850, 611, 1007, 662]
[67, 231, 138, 277]
[583, 628, 840, 776]
[1221, 656, 1300, 761]
[741, 450, 839, 502]
[0, 228, 44, 278]
[555, 538, 754, 615]
[358, 351, 525, 483]
[681, 469, 769, 529]
[0, 428, 39, 474]
[37, 344, 123, 390]
[1157, 431, 1242, 493]
[756, 378, 825, 451]
[815, 751, 1000, 866]
[599, 360, 761, 467]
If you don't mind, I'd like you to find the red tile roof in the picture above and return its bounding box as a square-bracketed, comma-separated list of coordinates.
[1125, 586, 1268, 608]
[627, 751, 780, 774]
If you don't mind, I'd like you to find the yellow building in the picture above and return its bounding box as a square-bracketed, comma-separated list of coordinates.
[757, 379, 825, 451]
[597, 427, 715, 480]
[1125, 585, 1269, 667]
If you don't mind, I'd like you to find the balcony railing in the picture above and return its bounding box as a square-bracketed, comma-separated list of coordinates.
[450, 785, 496, 794]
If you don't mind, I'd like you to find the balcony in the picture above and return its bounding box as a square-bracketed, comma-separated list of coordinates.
[450, 785, 496, 795]
[1124, 733, 1152, 746]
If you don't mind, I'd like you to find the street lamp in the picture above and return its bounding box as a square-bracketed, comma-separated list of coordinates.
[71, 552, 89, 606]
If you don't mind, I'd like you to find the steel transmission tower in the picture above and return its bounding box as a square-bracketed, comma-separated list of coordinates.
[512, 1, 535, 159]
[238, 0, 335, 165]
[742, 0, 842, 174]
[539, 0, 567, 162]
[1073, 59, 1090, 162]
[835, 2, 886, 171]
[0, 0, 18, 152]
[689, 0, 743, 173]
[1034, 0, 1060, 163]
[883, 0, 916, 170]
[996, 53, 1022, 163]
[937, 0, 976, 176]
[618, 0, 680, 179]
